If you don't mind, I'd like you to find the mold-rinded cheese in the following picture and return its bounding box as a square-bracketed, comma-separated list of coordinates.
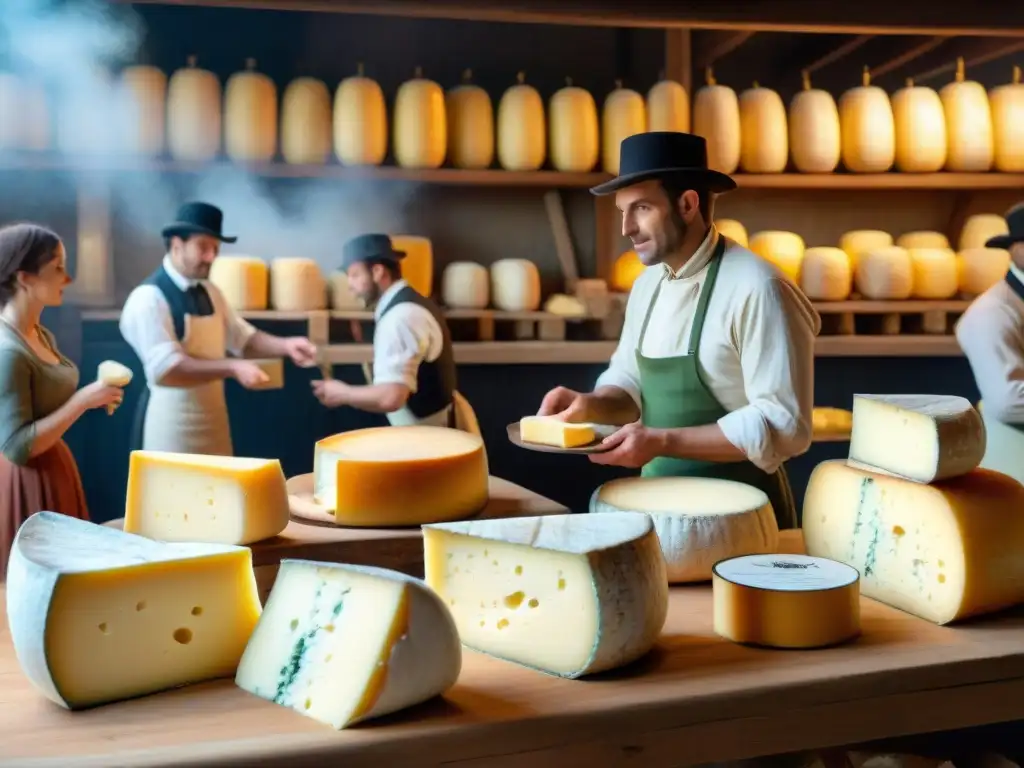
[519, 415, 596, 448]
[269, 257, 327, 311]
[124, 450, 290, 545]
[799, 246, 852, 301]
[908, 247, 959, 299]
[208, 255, 269, 311]
[313, 426, 489, 527]
[854, 246, 913, 299]
[590, 476, 780, 583]
[490, 258, 541, 311]
[713, 553, 861, 648]
[441, 261, 489, 309]
[6, 511, 261, 710]
[803, 459, 1024, 624]
[422, 512, 668, 678]
[235, 560, 461, 729]
[849, 394, 985, 483]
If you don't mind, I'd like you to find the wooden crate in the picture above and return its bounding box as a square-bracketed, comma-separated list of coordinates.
[813, 300, 971, 336]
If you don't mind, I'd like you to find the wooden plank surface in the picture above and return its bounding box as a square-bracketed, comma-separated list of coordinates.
[4, 531, 1024, 767]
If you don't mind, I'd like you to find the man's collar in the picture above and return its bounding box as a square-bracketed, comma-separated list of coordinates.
[162, 254, 199, 290]
[373, 279, 408, 320]
[660, 225, 719, 281]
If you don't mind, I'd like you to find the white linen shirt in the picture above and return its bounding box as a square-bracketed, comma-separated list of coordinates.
[372, 279, 445, 392]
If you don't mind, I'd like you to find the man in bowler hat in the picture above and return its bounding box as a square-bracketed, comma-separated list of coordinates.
[536, 132, 822, 530]
[120, 201, 318, 455]
[311, 233, 458, 427]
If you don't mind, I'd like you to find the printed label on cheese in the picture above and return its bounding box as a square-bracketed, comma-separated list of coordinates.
[519, 415, 596, 448]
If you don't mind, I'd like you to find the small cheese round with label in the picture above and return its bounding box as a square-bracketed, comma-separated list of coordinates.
[208, 255, 268, 311]
[270, 257, 327, 311]
[957, 247, 1011, 296]
[490, 258, 541, 311]
[908, 247, 958, 299]
[441, 262, 489, 309]
[855, 246, 913, 299]
[800, 247, 852, 300]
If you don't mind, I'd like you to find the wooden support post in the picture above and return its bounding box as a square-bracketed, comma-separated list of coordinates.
[665, 28, 692, 93]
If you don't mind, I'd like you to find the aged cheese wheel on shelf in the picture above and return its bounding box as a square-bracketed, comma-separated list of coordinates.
[423, 512, 668, 678]
[959, 213, 1008, 250]
[610, 250, 646, 293]
[713, 553, 861, 649]
[520, 415, 595, 448]
[800, 247, 852, 301]
[908, 247, 959, 299]
[208, 255, 268, 311]
[543, 293, 586, 316]
[896, 231, 949, 250]
[941, 57, 994, 172]
[602, 80, 646, 175]
[749, 230, 805, 283]
[393, 66, 446, 170]
[854, 246, 912, 299]
[646, 74, 689, 133]
[990, 66, 1024, 172]
[445, 69, 494, 170]
[313, 426, 489, 526]
[329, 272, 363, 309]
[0, 73, 50, 151]
[590, 476, 779, 584]
[957, 247, 1011, 296]
[6, 512, 261, 710]
[235, 560, 461, 730]
[390, 235, 433, 297]
[269, 257, 327, 311]
[441, 261, 489, 309]
[117, 65, 166, 156]
[167, 56, 221, 162]
[715, 219, 748, 247]
[693, 67, 740, 174]
[280, 76, 332, 165]
[549, 77, 599, 172]
[223, 58, 277, 163]
[496, 72, 545, 172]
[804, 459, 1024, 625]
[891, 78, 947, 173]
[788, 71, 841, 173]
[839, 229, 893, 271]
[490, 258, 541, 311]
[738, 81, 788, 173]
[333, 63, 387, 167]
[839, 67, 895, 173]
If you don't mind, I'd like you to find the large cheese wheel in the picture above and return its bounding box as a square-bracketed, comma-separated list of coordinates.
[333, 63, 387, 167]
[490, 258, 541, 311]
[280, 77, 332, 165]
[601, 80, 646, 175]
[445, 70, 494, 170]
[896, 231, 949, 250]
[854, 246, 912, 299]
[941, 57, 994, 172]
[749, 230, 805, 283]
[269, 257, 327, 311]
[441, 262, 489, 309]
[496, 72, 545, 172]
[548, 77, 599, 172]
[839, 229, 893, 271]
[738, 82, 788, 173]
[800, 247, 852, 301]
[716, 219, 748, 248]
[839, 67, 895, 173]
[692, 67, 740, 174]
[390, 235, 433, 296]
[393, 67, 446, 170]
[959, 213, 1008, 250]
[166, 56, 221, 162]
[646, 75, 689, 133]
[0, 73, 50, 151]
[908, 247, 958, 299]
[118, 65, 166, 156]
[223, 59, 277, 163]
[957, 248, 1011, 296]
[788, 71, 840, 173]
[990, 66, 1024, 172]
[209, 256, 269, 311]
[891, 78, 947, 173]
[610, 250, 645, 293]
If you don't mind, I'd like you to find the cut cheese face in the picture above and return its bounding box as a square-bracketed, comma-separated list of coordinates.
[124, 450, 290, 545]
[312, 426, 489, 527]
[235, 560, 461, 729]
[423, 512, 668, 678]
[6, 511, 261, 710]
[590, 476, 779, 583]
[849, 394, 985, 483]
[803, 460, 1024, 624]
[519, 415, 595, 448]
[712, 553, 860, 648]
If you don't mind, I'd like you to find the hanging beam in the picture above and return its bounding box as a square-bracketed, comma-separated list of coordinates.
[869, 36, 948, 79]
[910, 39, 1024, 84]
[692, 30, 757, 70]
[802, 35, 875, 75]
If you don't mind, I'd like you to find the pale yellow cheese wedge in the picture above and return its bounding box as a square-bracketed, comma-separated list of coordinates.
[519, 415, 596, 448]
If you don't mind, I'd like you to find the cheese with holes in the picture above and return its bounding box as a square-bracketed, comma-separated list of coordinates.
[423, 512, 668, 677]
[125, 450, 289, 545]
[839, 230, 893, 271]
[441, 261, 489, 309]
[800, 247, 852, 301]
[896, 231, 949, 250]
[957, 247, 1011, 296]
[908, 247, 959, 299]
[749, 231, 805, 283]
[854, 246, 912, 299]
[270, 257, 327, 311]
[959, 214, 1009, 251]
[520, 415, 595, 448]
[490, 258, 541, 311]
[590, 477, 779, 583]
[6, 512, 261, 710]
[235, 560, 460, 729]
[849, 394, 985, 483]
[803, 459, 1024, 624]
[313, 427, 488, 526]
[713, 553, 860, 648]
[209, 256, 269, 310]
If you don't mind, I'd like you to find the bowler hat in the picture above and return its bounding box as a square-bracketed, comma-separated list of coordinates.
[986, 203, 1024, 249]
[590, 132, 737, 196]
[161, 202, 237, 243]
[340, 233, 406, 272]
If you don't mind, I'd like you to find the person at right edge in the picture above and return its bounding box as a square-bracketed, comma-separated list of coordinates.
[536, 132, 821, 530]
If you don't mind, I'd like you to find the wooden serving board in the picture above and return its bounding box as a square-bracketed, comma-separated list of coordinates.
[5, 531, 1024, 768]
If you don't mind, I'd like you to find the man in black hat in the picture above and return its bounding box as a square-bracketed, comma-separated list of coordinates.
[120, 201, 318, 455]
[536, 132, 821, 530]
[311, 233, 457, 427]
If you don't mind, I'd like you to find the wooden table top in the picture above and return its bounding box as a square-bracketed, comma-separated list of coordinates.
[5, 530, 1024, 768]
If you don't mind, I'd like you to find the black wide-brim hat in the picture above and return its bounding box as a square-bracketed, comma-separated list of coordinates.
[985, 202, 1024, 249]
[340, 233, 406, 272]
[590, 131, 737, 196]
[160, 201, 237, 243]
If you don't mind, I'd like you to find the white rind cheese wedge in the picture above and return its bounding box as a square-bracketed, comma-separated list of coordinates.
[6, 511, 261, 710]
[589, 476, 779, 583]
[519, 415, 596, 448]
[423, 512, 668, 678]
[712, 553, 861, 649]
[235, 560, 461, 729]
[803, 460, 1024, 624]
[849, 393, 985, 482]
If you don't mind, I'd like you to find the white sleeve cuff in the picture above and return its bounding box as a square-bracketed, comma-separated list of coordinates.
[717, 406, 779, 474]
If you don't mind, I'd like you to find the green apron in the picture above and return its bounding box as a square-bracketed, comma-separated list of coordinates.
[635, 237, 799, 530]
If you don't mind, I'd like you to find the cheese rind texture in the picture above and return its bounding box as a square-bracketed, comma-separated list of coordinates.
[423, 512, 668, 678]
[849, 394, 985, 482]
[519, 415, 596, 448]
[124, 450, 290, 545]
[235, 560, 461, 729]
[803, 460, 1024, 624]
[712, 553, 861, 648]
[6, 511, 261, 710]
[589, 476, 779, 583]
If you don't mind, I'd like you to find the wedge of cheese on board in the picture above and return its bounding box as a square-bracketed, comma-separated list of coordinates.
[589, 476, 779, 583]
[803, 459, 1024, 624]
[423, 512, 668, 678]
[124, 450, 290, 545]
[235, 560, 461, 729]
[6, 511, 261, 710]
[519, 415, 596, 448]
[848, 393, 985, 482]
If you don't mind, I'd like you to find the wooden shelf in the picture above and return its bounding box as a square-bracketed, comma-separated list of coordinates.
[732, 174, 1024, 191]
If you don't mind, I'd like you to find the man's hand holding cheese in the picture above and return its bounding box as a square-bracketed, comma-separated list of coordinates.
[536, 132, 821, 529]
